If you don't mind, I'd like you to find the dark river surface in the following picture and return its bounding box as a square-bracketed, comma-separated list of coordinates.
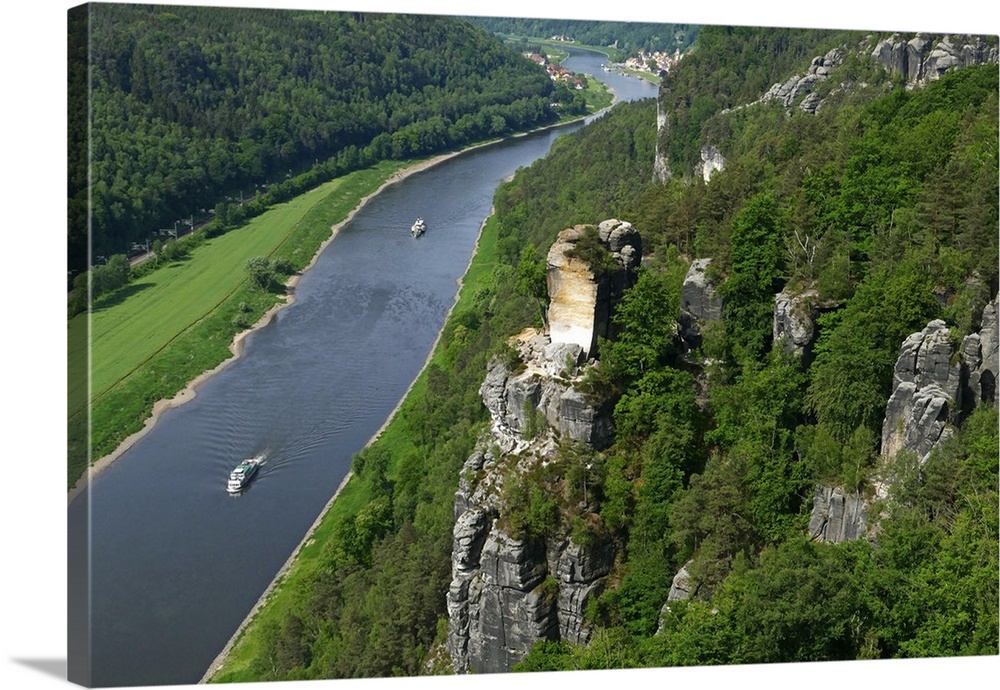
[69, 47, 657, 687]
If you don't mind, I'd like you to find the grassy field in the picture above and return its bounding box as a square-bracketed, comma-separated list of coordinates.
[206, 213, 501, 683]
[68, 161, 408, 487]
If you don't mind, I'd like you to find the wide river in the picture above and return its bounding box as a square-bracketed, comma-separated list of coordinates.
[69, 47, 657, 687]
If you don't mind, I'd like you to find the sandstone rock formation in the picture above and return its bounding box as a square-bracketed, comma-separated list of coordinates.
[808, 485, 869, 543]
[679, 258, 722, 349]
[479, 328, 612, 452]
[547, 219, 642, 358]
[655, 561, 697, 634]
[653, 33, 997, 184]
[667, 561, 696, 602]
[772, 289, 819, 357]
[880, 319, 963, 466]
[960, 298, 998, 410]
[759, 48, 844, 114]
[448, 223, 642, 674]
[694, 145, 726, 182]
[653, 91, 671, 183]
[811, 296, 998, 538]
[449, 335, 617, 672]
[872, 34, 999, 85]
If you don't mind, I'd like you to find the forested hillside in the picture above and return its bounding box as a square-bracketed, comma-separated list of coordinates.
[496, 30, 999, 668]
[223, 24, 998, 681]
[70, 5, 561, 277]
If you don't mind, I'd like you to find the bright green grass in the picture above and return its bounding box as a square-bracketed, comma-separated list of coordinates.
[83, 179, 345, 406]
[207, 213, 501, 683]
[68, 161, 407, 487]
[582, 74, 616, 111]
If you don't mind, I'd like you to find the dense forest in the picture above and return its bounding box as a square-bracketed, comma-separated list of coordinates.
[466, 15, 699, 58]
[70, 5, 566, 279]
[230, 24, 998, 680]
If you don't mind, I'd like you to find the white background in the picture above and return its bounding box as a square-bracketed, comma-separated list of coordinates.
[1, 1, 997, 689]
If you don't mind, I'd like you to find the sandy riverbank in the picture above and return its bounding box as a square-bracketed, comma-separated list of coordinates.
[72, 108, 601, 502]
[198, 207, 494, 683]
[69, 145, 496, 504]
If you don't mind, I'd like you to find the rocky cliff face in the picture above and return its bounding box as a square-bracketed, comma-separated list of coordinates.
[679, 258, 722, 350]
[960, 299, 999, 410]
[809, 297, 998, 536]
[872, 34, 999, 86]
[880, 319, 964, 468]
[808, 485, 869, 543]
[547, 219, 642, 358]
[772, 289, 819, 357]
[479, 329, 613, 452]
[447, 223, 641, 674]
[653, 97, 671, 183]
[653, 32, 997, 182]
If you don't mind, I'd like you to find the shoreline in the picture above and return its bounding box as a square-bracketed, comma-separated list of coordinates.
[70, 142, 511, 504]
[200, 209, 495, 683]
[74, 112, 595, 501]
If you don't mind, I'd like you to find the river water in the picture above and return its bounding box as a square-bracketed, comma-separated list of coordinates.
[69, 47, 656, 687]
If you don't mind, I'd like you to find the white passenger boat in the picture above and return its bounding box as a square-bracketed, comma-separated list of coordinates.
[411, 217, 426, 237]
[227, 455, 262, 493]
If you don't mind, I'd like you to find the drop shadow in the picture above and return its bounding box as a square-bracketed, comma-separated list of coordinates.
[11, 658, 66, 681]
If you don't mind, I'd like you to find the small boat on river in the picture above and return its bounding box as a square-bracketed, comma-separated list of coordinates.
[227, 455, 262, 493]
[411, 217, 426, 237]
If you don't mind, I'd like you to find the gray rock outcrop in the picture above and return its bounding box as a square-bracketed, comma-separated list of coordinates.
[873, 301, 998, 503]
[479, 328, 612, 452]
[808, 485, 869, 543]
[880, 320, 963, 465]
[653, 33, 996, 186]
[656, 561, 698, 634]
[961, 298, 998, 409]
[448, 224, 643, 674]
[667, 562, 696, 602]
[694, 145, 726, 182]
[813, 299, 998, 539]
[653, 90, 672, 183]
[447, 417, 615, 673]
[760, 48, 844, 113]
[679, 258, 722, 349]
[773, 289, 819, 356]
[872, 34, 999, 86]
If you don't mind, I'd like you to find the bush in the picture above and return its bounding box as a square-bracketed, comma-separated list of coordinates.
[246, 256, 275, 290]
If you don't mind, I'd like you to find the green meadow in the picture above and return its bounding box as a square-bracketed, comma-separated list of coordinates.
[68, 161, 408, 488]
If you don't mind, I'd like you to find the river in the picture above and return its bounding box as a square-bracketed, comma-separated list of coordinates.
[68, 46, 657, 687]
